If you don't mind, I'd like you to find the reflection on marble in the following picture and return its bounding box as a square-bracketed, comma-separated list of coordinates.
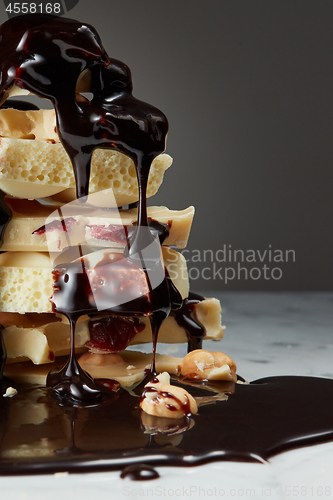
[1, 292, 332, 500]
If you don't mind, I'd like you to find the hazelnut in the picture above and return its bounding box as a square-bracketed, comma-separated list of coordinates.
[140, 372, 197, 419]
[141, 412, 193, 435]
[181, 349, 237, 382]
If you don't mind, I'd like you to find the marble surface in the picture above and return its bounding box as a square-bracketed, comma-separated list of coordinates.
[1, 292, 333, 500]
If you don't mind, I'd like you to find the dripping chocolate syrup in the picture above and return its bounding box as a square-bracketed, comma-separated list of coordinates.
[0, 14, 176, 402]
[120, 465, 160, 481]
[173, 292, 206, 351]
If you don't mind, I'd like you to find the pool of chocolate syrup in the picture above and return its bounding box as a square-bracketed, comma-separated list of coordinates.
[1, 374, 333, 476]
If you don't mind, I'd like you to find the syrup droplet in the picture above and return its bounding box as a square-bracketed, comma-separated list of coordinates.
[120, 464, 160, 481]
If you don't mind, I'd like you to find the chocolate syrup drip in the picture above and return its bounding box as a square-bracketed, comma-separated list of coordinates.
[0, 99, 39, 111]
[165, 269, 183, 311]
[148, 281, 170, 376]
[52, 253, 152, 318]
[0, 14, 167, 204]
[53, 407, 85, 456]
[49, 251, 153, 401]
[0, 14, 172, 402]
[146, 219, 170, 246]
[120, 465, 160, 481]
[0, 326, 6, 383]
[0, 193, 10, 378]
[46, 319, 102, 403]
[1, 376, 333, 475]
[0, 190, 12, 251]
[172, 292, 206, 351]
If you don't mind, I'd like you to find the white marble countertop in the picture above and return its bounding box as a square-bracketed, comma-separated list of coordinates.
[2, 292, 333, 500]
[207, 291, 333, 381]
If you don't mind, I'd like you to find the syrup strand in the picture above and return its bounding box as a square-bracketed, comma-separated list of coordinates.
[172, 293, 206, 352]
[0, 325, 6, 383]
[149, 311, 165, 375]
[127, 155, 155, 259]
[126, 154, 172, 375]
[46, 318, 102, 403]
[0, 190, 11, 249]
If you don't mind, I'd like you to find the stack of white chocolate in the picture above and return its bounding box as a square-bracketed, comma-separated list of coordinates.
[0, 105, 234, 388]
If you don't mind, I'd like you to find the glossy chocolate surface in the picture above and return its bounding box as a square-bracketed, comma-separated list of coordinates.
[1, 375, 333, 475]
[173, 292, 205, 351]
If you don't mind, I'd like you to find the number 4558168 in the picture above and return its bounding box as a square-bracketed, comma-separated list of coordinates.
[6, 3, 61, 14]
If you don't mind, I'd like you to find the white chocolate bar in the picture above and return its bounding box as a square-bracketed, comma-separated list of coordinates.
[4, 351, 183, 387]
[0, 136, 171, 205]
[0, 108, 58, 142]
[0, 252, 53, 313]
[1, 297, 224, 364]
[3, 315, 89, 365]
[0, 247, 189, 313]
[130, 297, 224, 344]
[1, 198, 194, 251]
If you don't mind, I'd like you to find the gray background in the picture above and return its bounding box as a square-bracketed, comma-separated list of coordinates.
[1, 1, 332, 291]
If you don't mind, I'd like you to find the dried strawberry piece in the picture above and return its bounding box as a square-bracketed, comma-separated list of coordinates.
[86, 315, 145, 353]
[33, 217, 77, 236]
[87, 224, 133, 244]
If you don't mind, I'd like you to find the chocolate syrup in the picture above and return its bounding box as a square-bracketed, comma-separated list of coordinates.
[46, 319, 102, 403]
[51, 252, 152, 319]
[49, 251, 151, 400]
[1, 375, 333, 475]
[0, 326, 6, 382]
[120, 465, 160, 481]
[0, 99, 39, 111]
[0, 190, 11, 250]
[0, 14, 172, 400]
[0, 14, 167, 209]
[172, 292, 206, 351]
